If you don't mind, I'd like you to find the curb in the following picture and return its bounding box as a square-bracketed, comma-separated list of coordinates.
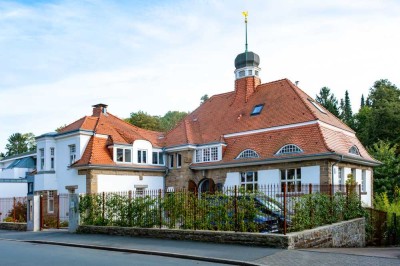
[12, 238, 262, 266]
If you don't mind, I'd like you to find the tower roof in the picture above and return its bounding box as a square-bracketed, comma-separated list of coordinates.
[234, 51, 260, 69]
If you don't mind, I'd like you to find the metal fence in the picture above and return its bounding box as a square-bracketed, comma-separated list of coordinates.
[79, 184, 363, 234]
[0, 197, 27, 222]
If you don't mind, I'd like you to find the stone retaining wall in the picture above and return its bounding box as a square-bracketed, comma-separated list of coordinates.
[287, 218, 365, 249]
[77, 218, 365, 249]
[0, 222, 27, 231]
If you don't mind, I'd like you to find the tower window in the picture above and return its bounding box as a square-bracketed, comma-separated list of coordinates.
[255, 70, 259, 76]
[251, 104, 264, 116]
[247, 70, 252, 75]
[238, 70, 245, 78]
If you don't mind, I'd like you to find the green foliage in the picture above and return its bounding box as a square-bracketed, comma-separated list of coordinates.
[339, 90, 355, 129]
[125, 110, 188, 132]
[79, 190, 262, 233]
[200, 94, 209, 104]
[4, 132, 36, 157]
[368, 140, 400, 200]
[315, 87, 340, 117]
[160, 111, 188, 132]
[374, 187, 400, 239]
[290, 192, 366, 232]
[125, 111, 162, 131]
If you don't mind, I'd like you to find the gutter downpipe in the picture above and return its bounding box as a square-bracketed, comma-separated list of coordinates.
[331, 155, 344, 195]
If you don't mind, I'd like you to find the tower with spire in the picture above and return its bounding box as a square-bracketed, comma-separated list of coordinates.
[233, 12, 261, 103]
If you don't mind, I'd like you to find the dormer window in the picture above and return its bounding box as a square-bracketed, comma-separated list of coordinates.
[138, 150, 147, 164]
[116, 148, 132, 163]
[349, 145, 360, 156]
[251, 104, 264, 116]
[194, 146, 219, 163]
[69, 145, 76, 165]
[236, 149, 259, 159]
[276, 144, 303, 155]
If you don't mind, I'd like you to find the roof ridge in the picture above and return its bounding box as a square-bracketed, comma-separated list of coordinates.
[285, 79, 319, 121]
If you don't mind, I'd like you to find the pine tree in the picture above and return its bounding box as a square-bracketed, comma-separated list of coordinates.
[339, 90, 354, 129]
[361, 94, 365, 108]
[315, 87, 340, 117]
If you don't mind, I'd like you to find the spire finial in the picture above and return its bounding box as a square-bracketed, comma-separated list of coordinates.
[242, 11, 248, 52]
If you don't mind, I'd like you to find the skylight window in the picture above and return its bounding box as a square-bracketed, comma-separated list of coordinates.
[236, 149, 259, 159]
[251, 104, 264, 116]
[349, 145, 360, 156]
[309, 100, 327, 114]
[276, 144, 303, 155]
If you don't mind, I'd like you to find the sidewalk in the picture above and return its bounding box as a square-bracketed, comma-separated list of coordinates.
[0, 229, 399, 266]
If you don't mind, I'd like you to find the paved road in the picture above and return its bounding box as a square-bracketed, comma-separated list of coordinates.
[0, 239, 221, 266]
[1, 229, 399, 266]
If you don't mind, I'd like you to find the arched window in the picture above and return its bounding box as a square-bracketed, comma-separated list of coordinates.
[236, 149, 259, 159]
[349, 145, 360, 156]
[276, 144, 303, 155]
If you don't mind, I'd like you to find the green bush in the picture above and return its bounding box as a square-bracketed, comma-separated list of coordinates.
[291, 191, 366, 232]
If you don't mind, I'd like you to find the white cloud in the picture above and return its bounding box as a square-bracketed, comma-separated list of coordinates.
[0, 0, 399, 153]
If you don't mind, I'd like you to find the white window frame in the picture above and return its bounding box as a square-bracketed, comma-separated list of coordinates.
[194, 146, 219, 163]
[349, 145, 360, 156]
[115, 148, 132, 163]
[362, 170, 366, 192]
[152, 151, 164, 165]
[169, 154, 174, 168]
[240, 171, 258, 192]
[50, 147, 55, 169]
[69, 144, 76, 165]
[48, 191, 54, 214]
[236, 149, 259, 159]
[39, 148, 44, 170]
[177, 153, 182, 168]
[137, 149, 147, 164]
[276, 144, 303, 155]
[280, 168, 302, 193]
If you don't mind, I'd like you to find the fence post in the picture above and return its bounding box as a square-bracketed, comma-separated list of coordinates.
[39, 194, 43, 230]
[234, 185, 238, 232]
[329, 183, 333, 216]
[309, 184, 313, 229]
[158, 189, 162, 229]
[393, 213, 397, 245]
[102, 192, 105, 223]
[13, 197, 16, 222]
[194, 186, 197, 230]
[283, 183, 287, 235]
[57, 194, 60, 229]
[128, 190, 132, 226]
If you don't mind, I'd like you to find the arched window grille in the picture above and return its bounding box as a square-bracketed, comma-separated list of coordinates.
[349, 145, 360, 156]
[236, 149, 259, 159]
[276, 144, 303, 155]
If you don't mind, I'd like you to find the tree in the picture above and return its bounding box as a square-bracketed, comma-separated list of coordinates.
[354, 106, 373, 146]
[360, 94, 365, 108]
[339, 90, 354, 129]
[368, 140, 400, 200]
[4, 132, 36, 157]
[200, 94, 209, 104]
[361, 79, 400, 146]
[160, 111, 188, 132]
[0, 152, 4, 159]
[315, 87, 340, 117]
[125, 111, 162, 131]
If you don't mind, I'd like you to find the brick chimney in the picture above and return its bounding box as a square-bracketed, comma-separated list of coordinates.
[92, 103, 108, 117]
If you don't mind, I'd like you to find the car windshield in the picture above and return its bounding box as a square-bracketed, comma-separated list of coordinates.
[257, 198, 281, 212]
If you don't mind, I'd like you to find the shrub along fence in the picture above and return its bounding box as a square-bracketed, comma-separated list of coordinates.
[79, 184, 365, 235]
[0, 197, 27, 223]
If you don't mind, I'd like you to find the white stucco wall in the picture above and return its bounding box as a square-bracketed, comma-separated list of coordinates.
[97, 175, 164, 193]
[0, 168, 30, 179]
[361, 170, 372, 207]
[0, 183, 27, 197]
[224, 172, 240, 189]
[54, 134, 90, 194]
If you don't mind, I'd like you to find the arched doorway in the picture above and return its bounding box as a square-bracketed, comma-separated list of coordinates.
[188, 180, 198, 193]
[198, 178, 215, 195]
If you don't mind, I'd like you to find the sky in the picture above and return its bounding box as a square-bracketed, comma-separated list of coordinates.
[0, 0, 399, 154]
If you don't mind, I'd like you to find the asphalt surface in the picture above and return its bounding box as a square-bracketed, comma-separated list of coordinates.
[1, 229, 399, 266]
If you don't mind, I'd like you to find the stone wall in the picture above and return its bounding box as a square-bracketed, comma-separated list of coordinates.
[287, 218, 365, 249]
[0, 222, 27, 231]
[77, 218, 365, 249]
